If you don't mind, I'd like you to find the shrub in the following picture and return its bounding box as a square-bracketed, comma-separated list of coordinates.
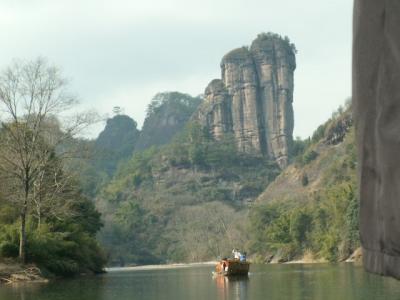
[26, 225, 106, 276]
[311, 124, 327, 143]
[0, 242, 18, 258]
[302, 150, 318, 164]
[301, 173, 309, 186]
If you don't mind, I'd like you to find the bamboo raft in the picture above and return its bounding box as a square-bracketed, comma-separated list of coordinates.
[214, 259, 250, 276]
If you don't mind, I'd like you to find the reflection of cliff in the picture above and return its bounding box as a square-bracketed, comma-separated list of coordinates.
[194, 33, 296, 168]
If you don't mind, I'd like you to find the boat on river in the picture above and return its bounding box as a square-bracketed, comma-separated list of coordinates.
[214, 258, 250, 276]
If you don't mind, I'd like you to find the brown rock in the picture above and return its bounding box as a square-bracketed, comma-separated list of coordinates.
[194, 79, 233, 139]
[193, 33, 296, 168]
[346, 247, 363, 263]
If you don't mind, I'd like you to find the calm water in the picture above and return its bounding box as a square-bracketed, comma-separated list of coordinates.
[1, 263, 400, 300]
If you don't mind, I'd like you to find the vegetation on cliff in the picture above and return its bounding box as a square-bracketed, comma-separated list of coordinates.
[68, 45, 356, 265]
[134, 92, 202, 151]
[97, 121, 280, 264]
[94, 115, 140, 176]
[77, 92, 204, 199]
[75, 115, 141, 198]
[249, 102, 359, 262]
[94, 100, 358, 265]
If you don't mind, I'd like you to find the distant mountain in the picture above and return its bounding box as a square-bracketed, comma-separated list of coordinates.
[76, 93, 202, 198]
[96, 124, 280, 265]
[94, 114, 140, 175]
[134, 92, 202, 151]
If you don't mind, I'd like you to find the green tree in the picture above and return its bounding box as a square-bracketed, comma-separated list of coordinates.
[0, 58, 97, 263]
[186, 123, 207, 167]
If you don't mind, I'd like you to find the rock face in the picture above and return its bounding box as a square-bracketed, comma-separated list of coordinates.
[194, 33, 296, 168]
[198, 79, 233, 139]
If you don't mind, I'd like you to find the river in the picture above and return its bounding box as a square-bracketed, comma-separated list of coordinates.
[1, 263, 400, 300]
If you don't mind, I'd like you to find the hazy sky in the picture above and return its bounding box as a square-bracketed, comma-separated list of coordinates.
[0, 0, 353, 139]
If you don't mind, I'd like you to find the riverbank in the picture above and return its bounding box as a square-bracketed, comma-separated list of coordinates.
[106, 261, 218, 272]
[106, 256, 358, 273]
[1, 260, 219, 283]
[2, 249, 362, 283]
[107, 250, 363, 272]
[285, 247, 363, 264]
[251, 247, 363, 265]
[0, 260, 48, 284]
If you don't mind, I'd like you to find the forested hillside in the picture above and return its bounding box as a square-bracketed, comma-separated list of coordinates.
[76, 92, 202, 198]
[134, 92, 202, 151]
[91, 93, 358, 266]
[95, 115, 140, 176]
[96, 123, 280, 264]
[76, 115, 140, 198]
[249, 102, 358, 262]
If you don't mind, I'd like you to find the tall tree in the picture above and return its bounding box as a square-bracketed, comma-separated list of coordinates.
[0, 58, 95, 263]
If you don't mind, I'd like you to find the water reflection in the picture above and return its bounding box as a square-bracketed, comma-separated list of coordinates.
[1, 264, 400, 300]
[215, 275, 249, 300]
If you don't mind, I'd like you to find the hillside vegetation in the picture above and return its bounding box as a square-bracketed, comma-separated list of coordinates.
[97, 123, 280, 264]
[93, 94, 358, 266]
[54, 84, 358, 267]
[134, 92, 203, 151]
[77, 92, 203, 199]
[249, 103, 358, 262]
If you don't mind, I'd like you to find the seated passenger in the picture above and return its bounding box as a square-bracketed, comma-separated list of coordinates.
[239, 253, 246, 262]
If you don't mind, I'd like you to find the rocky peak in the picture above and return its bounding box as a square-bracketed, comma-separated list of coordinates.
[95, 114, 140, 175]
[135, 92, 202, 151]
[96, 115, 139, 152]
[194, 33, 296, 168]
[205, 79, 227, 99]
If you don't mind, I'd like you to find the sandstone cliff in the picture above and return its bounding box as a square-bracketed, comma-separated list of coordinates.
[194, 33, 296, 168]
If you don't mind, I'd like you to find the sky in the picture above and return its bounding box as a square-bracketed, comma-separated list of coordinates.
[0, 0, 353, 139]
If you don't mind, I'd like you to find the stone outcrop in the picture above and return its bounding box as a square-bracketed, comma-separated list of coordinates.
[196, 79, 233, 139]
[194, 33, 296, 168]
